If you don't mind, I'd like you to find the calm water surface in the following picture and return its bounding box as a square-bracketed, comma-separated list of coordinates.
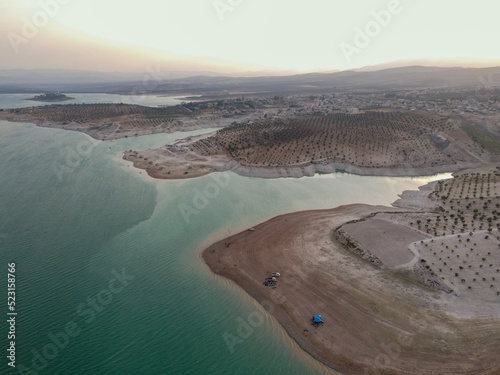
[0, 93, 192, 110]
[0, 118, 450, 374]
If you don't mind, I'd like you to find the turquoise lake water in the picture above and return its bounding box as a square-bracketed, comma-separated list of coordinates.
[0, 119, 450, 375]
[0, 94, 191, 110]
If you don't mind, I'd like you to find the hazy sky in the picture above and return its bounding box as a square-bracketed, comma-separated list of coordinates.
[2, 0, 500, 73]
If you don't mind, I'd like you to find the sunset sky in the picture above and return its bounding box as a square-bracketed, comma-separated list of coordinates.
[2, 0, 500, 74]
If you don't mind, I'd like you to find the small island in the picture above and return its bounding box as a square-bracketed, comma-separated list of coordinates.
[27, 93, 75, 102]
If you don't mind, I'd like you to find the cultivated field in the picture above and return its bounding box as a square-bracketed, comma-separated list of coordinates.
[338, 218, 427, 267]
[462, 125, 500, 154]
[0, 104, 191, 139]
[416, 233, 500, 301]
[189, 112, 481, 169]
[4, 103, 190, 121]
[336, 167, 500, 302]
[204, 204, 500, 375]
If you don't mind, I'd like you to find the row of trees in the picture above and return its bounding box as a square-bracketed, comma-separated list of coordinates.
[191, 112, 454, 168]
[15, 104, 189, 123]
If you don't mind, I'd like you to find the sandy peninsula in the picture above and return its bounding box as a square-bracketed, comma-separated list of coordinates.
[124, 141, 480, 180]
[123, 111, 488, 180]
[203, 174, 500, 374]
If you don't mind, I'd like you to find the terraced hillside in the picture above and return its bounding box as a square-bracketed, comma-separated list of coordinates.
[0, 103, 193, 139]
[189, 112, 481, 169]
[4, 103, 190, 123]
[336, 167, 500, 302]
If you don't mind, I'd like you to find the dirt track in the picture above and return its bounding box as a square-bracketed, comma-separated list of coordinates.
[203, 204, 500, 375]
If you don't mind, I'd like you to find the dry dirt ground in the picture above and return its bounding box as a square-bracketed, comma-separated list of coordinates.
[0, 103, 274, 141]
[0, 104, 193, 140]
[203, 205, 500, 375]
[122, 132, 230, 179]
[416, 233, 500, 301]
[123, 112, 487, 180]
[190, 112, 481, 169]
[335, 168, 500, 303]
[339, 218, 427, 267]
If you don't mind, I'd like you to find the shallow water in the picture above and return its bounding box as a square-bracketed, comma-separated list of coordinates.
[0, 93, 192, 110]
[0, 119, 450, 374]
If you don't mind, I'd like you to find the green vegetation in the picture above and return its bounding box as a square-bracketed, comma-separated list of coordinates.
[190, 112, 455, 168]
[407, 170, 500, 300]
[462, 125, 500, 154]
[27, 93, 74, 102]
[10, 104, 190, 123]
[145, 115, 176, 119]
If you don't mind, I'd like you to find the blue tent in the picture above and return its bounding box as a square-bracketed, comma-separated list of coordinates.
[313, 315, 322, 323]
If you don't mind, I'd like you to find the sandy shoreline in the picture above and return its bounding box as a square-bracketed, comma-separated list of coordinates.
[121, 109, 489, 181]
[123, 143, 482, 180]
[120, 126, 484, 180]
[1, 115, 479, 181]
[0, 115, 214, 141]
[202, 202, 500, 374]
[0, 111, 486, 180]
[3, 112, 498, 372]
[0, 103, 267, 141]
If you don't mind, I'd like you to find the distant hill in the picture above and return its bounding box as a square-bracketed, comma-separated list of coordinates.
[147, 66, 500, 96]
[0, 66, 499, 94]
[26, 93, 74, 102]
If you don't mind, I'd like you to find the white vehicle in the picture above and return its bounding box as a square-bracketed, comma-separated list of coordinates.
[271, 272, 280, 277]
